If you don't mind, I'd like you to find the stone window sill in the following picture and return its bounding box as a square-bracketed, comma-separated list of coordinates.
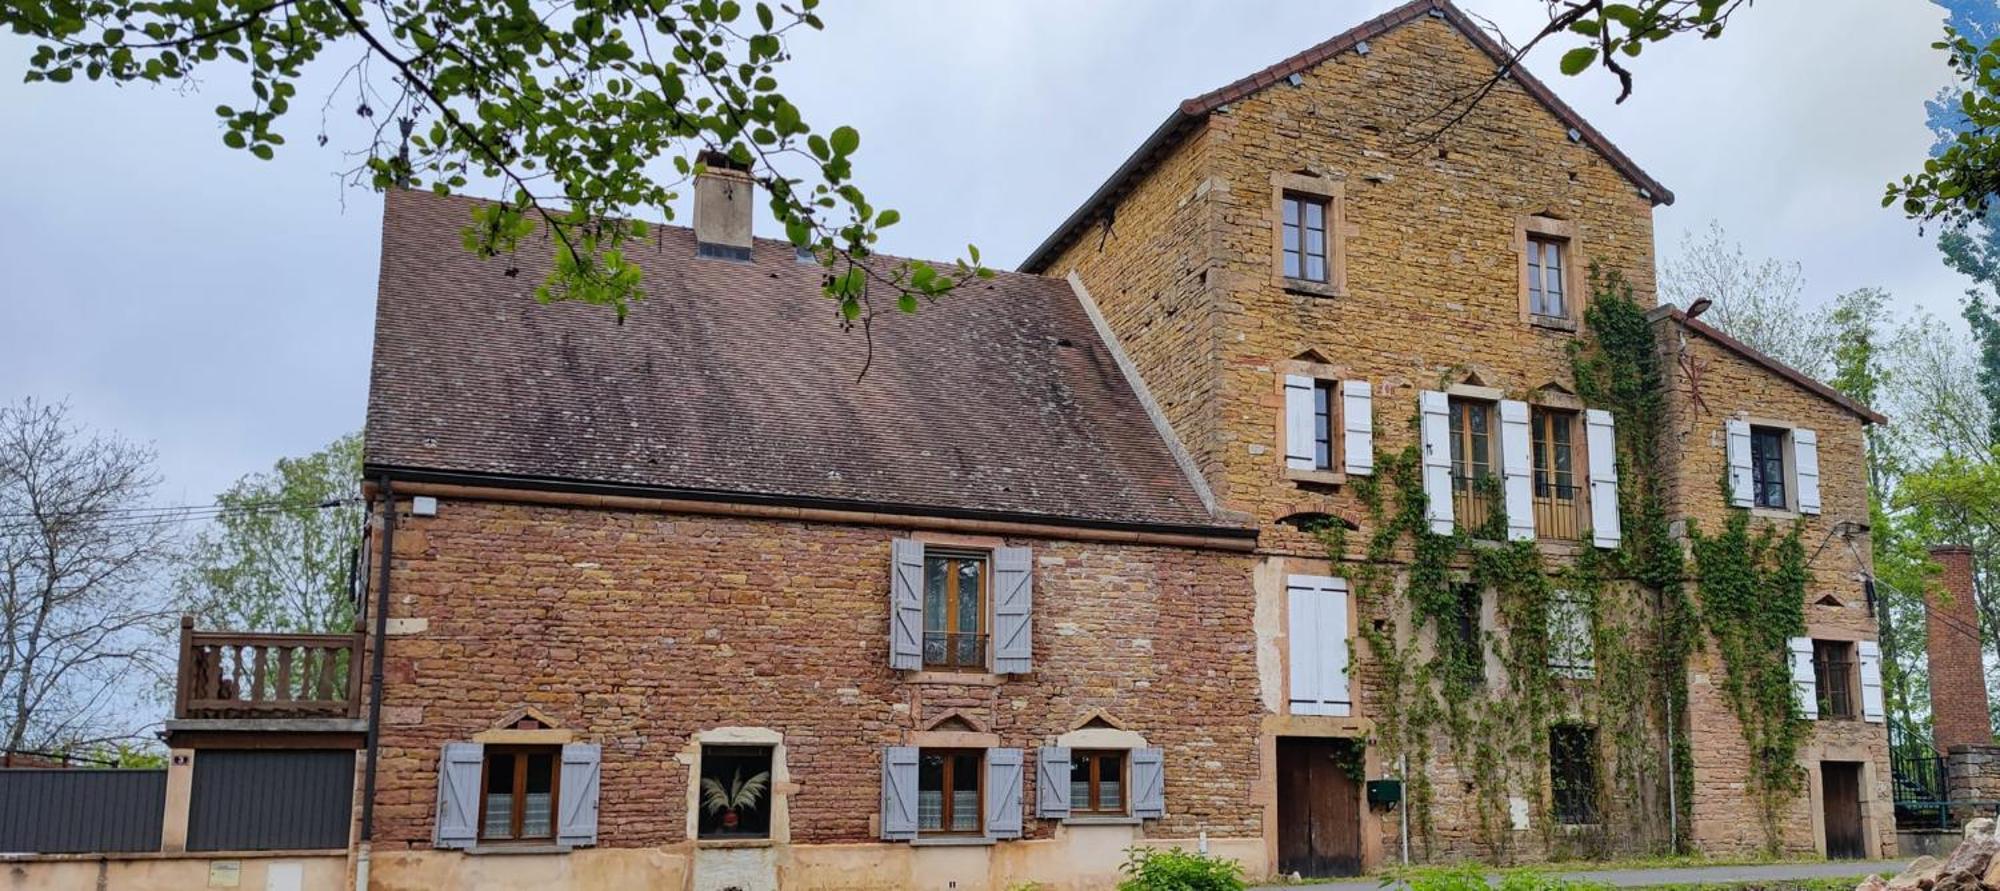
[905, 670, 1002, 687]
[1286, 467, 1346, 487]
[911, 836, 998, 847]
[1281, 278, 1343, 299]
[1063, 815, 1142, 826]
[464, 844, 573, 856]
[1751, 506, 1801, 521]
[1530, 315, 1579, 332]
[696, 837, 775, 849]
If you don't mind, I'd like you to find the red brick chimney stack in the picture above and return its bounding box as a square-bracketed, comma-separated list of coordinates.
[1929, 544, 1993, 751]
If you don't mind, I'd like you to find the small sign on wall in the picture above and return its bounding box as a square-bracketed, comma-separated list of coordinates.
[206, 861, 241, 888]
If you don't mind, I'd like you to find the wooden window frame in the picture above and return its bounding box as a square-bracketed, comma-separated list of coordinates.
[1070, 749, 1129, 817]
[1448, 397, 1498, 532]
[1750, 424, 1791, 511]
[1516, 216, 1583, 331]
[1549, 724, 1601, 826]
[1812, 639, 1860, 721]
[917, 748, 985, 836]
[922, 550, 990, 671]
[477, 744, 562, 844]
[1530, 407, 1585, 542]
[1276, 358, 1347, 486]
[1270, 172, 1347, 298]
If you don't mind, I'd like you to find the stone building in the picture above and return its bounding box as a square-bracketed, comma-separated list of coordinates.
[339, 0, 1892, 888]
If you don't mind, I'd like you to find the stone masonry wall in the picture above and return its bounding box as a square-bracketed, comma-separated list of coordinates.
[1931, 545, 1991, 752]
[369, 496, 1263, 851]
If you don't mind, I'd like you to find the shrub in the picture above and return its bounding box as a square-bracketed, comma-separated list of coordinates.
[1117, 846, 1247, 891]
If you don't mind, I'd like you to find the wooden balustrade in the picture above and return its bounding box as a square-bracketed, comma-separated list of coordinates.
[174, 617, 364, 720]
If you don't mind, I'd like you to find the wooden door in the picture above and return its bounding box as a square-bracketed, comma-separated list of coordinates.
[1277, 738, 1362, 877]
[1821, 761, 1865, 860]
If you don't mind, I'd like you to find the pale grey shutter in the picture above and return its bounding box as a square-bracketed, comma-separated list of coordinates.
[1342, 379, 1374, 475]
[993, 547, 1033, 674]
[1285, 374, 1317, 470]
[1794, 428, 1822, 515]
[1584, 409, 1621, 549]
[557, 743, 601, 847]
[1419, 391, 1454, 534]
[1321, 577, 1351, 716]
[1859, 640, 1885, 723]
[1286, 576, 1323, 714]
[985, 748, 1024, 839]
[881, 746, 919, 840]
[889, 539, 925, 670]
[1789, 637, 1819, 721]
[1034, 747, 1071, 818]
[1726, 419, 1754, 508]
[1130, 748, 1165, 819]
[433, 742, 483, 849]
[1499, 399, 1534, 542]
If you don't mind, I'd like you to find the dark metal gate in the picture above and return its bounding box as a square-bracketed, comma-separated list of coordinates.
[187, 749, 355, 851]
[0, 768, 165, 853]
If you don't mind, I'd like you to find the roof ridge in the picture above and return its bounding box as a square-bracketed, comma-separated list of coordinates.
[1649, 305, 1887, 425]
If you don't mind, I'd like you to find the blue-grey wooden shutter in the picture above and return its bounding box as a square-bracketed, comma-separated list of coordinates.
[1342, 380, 1374, 475]
[881, 746, 919, 840]
[889, 539, 925, 670]
[1789, 637, 1819, 721]
[1130, 747, 1165, 819]
[1284, 374, 1317, 470]
[1794, 428, 1822, 515]
[433, 742, 482, 849]
[1726, 419, 1754, 508]
[557, 743, 601, 848]
[1034, 746, 1071, 818]
[1584, 409, 1621, 549]
[1419, 391, 1454, 533]
[1499, 399, 1535, 542]
[985, 748, 1024, 839]
[1859, 640, 1885, 723]
[993, 547, 1033, 674]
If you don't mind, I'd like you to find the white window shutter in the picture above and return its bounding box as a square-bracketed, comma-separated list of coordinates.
[985, 748, 1024, 839]
[1285, 374, 1316, 470]
[1499, 400, 1534, 542]
[881, 746, 919, 840]
[1726, 420, 1754, 508]
[888, 539, 925, 670]
[1034, 747, 1071, 818]
[1287, 574, 1351, 717]
[1420, 391, 1454, 534]
[1859, 640, 1885, 723]
[992, 547, 1033, 674]
[433, 742, 483, 849]
[557, 743, 602, 847]
[1584, 409, 1621, 549]
[1342, 379, 1374, 476]
[1130, 748, 1165, 819]
[1789, 637, 1819, 721]
[1794, 428, 1822, 515]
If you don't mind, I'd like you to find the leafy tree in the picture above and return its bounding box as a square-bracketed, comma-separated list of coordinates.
[179, 432, 363, 634]
[1658, 220, 1832, 379]
[3, 0, 989, 325]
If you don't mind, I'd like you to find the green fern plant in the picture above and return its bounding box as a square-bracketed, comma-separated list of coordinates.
[701, 768, 771, 817]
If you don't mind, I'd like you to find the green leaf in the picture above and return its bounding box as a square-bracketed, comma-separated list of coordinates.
[1558, 46, 1598, 76]
[829, 125, 859, 157]
[876, 209, 899, 228]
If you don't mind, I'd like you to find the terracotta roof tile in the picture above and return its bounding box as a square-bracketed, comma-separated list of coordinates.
[365, 190, 1238, 533]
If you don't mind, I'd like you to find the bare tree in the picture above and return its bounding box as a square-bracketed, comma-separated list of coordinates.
[0, 399, 178, 752]
[1660, 220, 1834, 380]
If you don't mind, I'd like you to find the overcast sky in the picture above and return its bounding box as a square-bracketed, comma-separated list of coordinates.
[0, 0, 1970, 507]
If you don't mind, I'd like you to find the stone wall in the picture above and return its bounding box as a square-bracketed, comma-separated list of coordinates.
[367, 494, 1263, 886]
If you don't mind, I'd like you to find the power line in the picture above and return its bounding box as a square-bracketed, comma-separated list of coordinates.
[0, 496, 358, 523]
[0, 498, 361, 536]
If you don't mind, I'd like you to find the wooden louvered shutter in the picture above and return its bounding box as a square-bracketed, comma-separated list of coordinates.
[1035, 747, 1071, 818]
[1343, 379, 1374, 475]
[1859, 641, 1885, 723]
[1285, 374, 1317, 470]
[1726, 420, 1754, 508]
[985, 748, 1024, 839]
[433, 742, 482, 849]
[1794, 428, 1822, 515]
[881, 746, 919, 840]
[1584, 409, 1620, 549]
[889, 539, 925, 670]
[1499, 400, 1534, 542]
[1789, 637, 1819, 721]
[557, 743, 601, 847]
[1419, 391, 1454, 534]
[1130, 748, 1165, 819]
[992, 547, 1034, 674]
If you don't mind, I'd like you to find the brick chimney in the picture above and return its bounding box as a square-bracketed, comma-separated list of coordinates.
[1929, 544, 1993, 751]
[693, 151, 754, 261]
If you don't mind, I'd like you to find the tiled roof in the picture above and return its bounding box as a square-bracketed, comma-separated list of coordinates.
[1020, 0, 1673, 274]
[1651, 305, 1888, 426]
[365, 190, 1239, 533]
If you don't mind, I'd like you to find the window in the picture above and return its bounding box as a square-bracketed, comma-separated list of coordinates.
[698, 745, 774, 839]
[1069, 750, 1127, 816]
[1282, 194, 1330, 283]
[923, 552, 987, 669]
[1312, 380, 1335, 470]
[1531, 408, 1583, 540]
[1449, 398, 1497, 530]
[1751, 426, 1789, 509]
[1813, 640, 1858, 721]
[480, 746, 559, 843]
[917, 749, 983, 834]
[1527, 236, 1567, 320]
[1550, 725, 1600, 825]
[1548, 590, 1596, 679]
[1451, 583, 1483, 686]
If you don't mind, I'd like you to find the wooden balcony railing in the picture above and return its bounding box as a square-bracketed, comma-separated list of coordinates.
[175, 617, 364, 720]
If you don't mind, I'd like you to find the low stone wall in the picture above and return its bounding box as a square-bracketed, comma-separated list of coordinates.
[0, 851, 347, 891]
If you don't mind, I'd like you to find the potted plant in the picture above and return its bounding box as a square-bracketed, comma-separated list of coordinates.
[702, 767, 771, 832]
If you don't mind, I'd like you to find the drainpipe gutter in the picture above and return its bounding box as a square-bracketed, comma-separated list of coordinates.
[356, 476, 396, 891]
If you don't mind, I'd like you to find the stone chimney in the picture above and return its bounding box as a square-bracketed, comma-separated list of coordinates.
[693, 151, 754, 261]
[1929, 544, 1993, 750]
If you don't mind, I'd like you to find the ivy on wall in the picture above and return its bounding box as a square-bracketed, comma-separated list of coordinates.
[1308, 270, 1808, 860]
